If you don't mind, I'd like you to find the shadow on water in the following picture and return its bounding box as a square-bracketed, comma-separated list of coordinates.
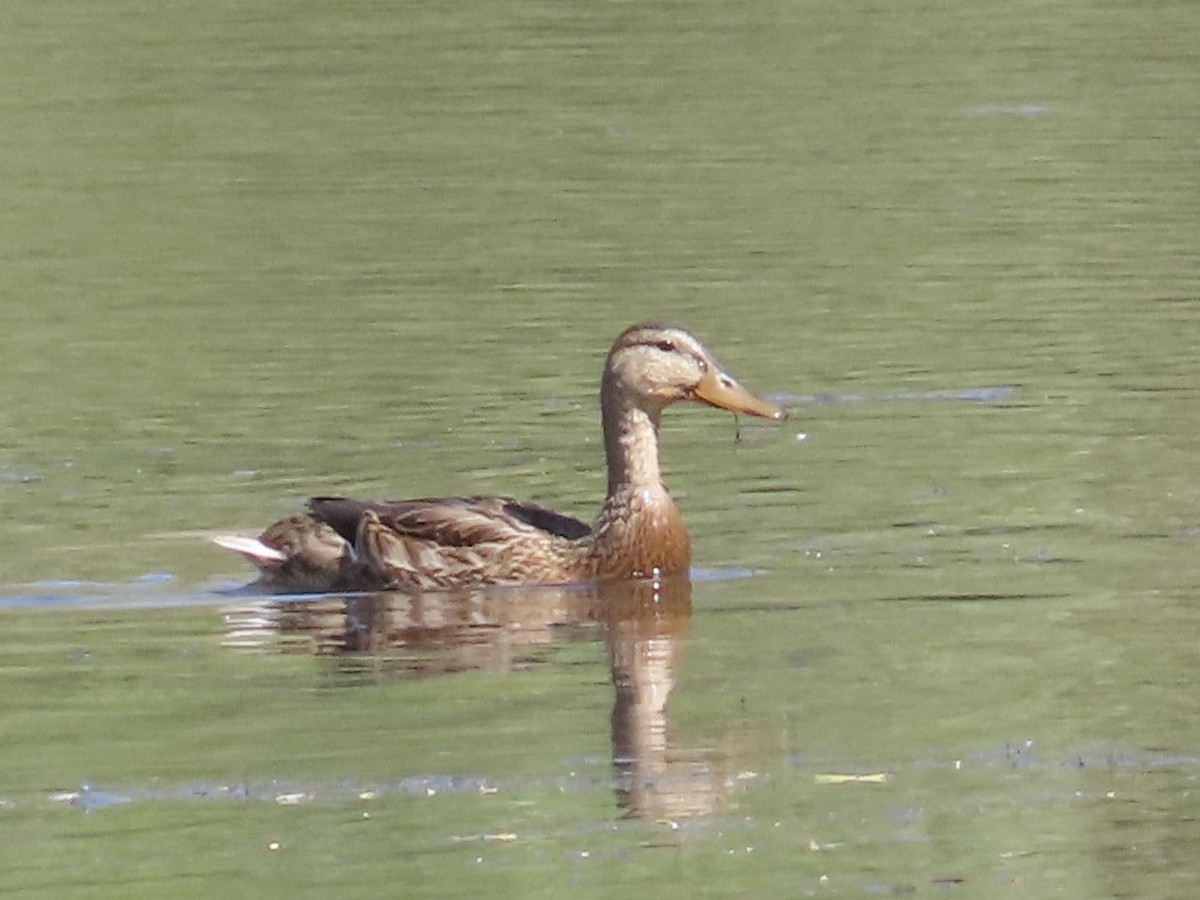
[223, 575, 722, 821]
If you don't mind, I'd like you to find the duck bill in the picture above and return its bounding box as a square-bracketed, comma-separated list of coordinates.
[692, 369, 788, 420]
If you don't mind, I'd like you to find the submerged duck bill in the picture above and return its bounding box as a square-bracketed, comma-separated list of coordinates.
[692, 369, 787, 420]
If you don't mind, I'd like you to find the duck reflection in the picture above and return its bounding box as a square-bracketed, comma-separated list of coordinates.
[222, 575, 722, 819]
[592, 576, 723, 820]
[226, 584, 596, 676]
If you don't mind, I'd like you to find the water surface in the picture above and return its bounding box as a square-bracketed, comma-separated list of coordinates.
[2, 0, 1200, 897]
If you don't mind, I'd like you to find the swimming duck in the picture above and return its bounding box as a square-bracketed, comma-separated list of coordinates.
[214, 322, 786, 592]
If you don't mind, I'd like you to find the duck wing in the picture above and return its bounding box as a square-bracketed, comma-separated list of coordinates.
[308, 495, 590, 543]
[307, 495, 591, 590]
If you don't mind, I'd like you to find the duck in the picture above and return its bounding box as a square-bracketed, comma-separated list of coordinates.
[213, 322, 786, 593]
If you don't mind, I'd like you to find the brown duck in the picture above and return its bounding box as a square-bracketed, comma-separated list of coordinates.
[213, 323, 786, 592]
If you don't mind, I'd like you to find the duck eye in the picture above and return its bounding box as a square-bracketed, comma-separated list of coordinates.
[654, 340, 676, 353]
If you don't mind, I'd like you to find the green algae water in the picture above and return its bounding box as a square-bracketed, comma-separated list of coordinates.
[2, 0, 1200, 896]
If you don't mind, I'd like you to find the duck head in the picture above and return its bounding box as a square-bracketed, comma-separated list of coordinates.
[602, 322, 787, 420]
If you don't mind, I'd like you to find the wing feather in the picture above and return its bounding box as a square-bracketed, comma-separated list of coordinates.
[307, 495, 592, 590]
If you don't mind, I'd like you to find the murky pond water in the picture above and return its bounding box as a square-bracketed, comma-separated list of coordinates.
[3, 0, 1200, 896]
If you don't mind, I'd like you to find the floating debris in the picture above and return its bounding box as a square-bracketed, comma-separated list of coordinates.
[813, 773, 891, 785]
[451, 832, 518, 843]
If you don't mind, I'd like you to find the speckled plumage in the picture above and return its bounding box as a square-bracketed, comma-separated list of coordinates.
[214, 323, 785, 593]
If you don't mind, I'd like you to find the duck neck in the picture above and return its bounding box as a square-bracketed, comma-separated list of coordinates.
[602, 395, 666, 500]
[590, 373, 690, 579]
